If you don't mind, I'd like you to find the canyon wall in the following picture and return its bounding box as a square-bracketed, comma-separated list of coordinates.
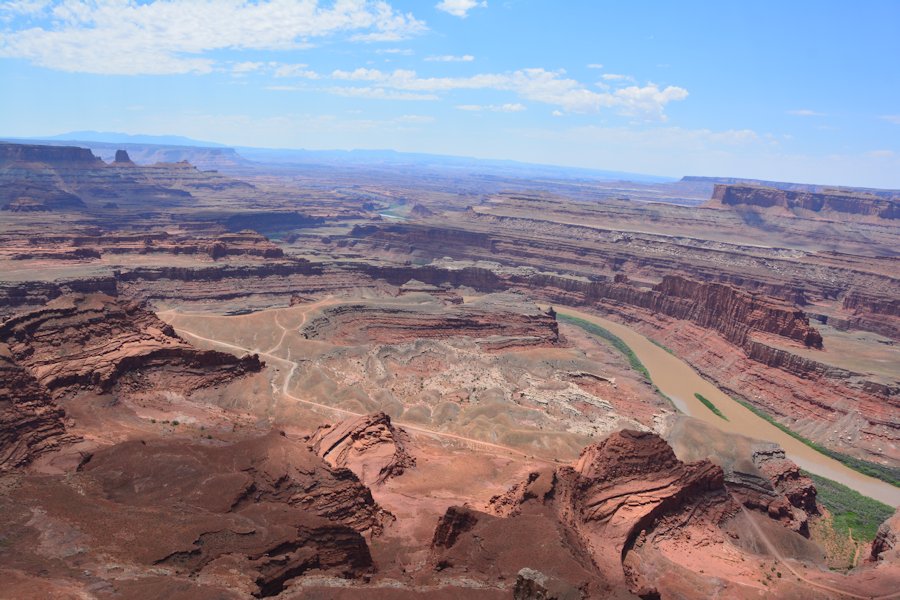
[712, 184, 899, 219]
[0, 142, 103, 167]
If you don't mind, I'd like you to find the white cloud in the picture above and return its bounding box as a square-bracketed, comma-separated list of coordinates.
[456, 103, 525, 112]
[326, 86, 439, 101]
[787, 109, 826, 117]
[232, 61, 265, 74]
[396, 114, 434, 123]
[376, 47, 414, 55]
[612, 84, 689, 120]
[866, 149, 895, 158]
[879, 115, 900, 125]
[0, 0, 50, 16]
[425, 54, 474, 62]
[601, 73, 633, 82]
[326, 67, 688, 119]
[0, 0, 428, 75]
[273, 63, 320, 79]
[586, 63, 603, 69]
[435, 0, 486, 18]
[552, 110, 563, 117]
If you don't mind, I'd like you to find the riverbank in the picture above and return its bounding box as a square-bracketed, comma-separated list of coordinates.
[554, 305, 900, 507]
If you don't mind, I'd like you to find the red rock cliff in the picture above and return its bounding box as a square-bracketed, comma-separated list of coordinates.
[0, 143, 104, 167]
[712, 183, 899, 219]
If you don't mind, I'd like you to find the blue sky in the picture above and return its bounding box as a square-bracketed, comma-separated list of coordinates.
[1, 0, 899, 186]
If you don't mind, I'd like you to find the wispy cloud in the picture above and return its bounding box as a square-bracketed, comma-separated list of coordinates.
[879, 115, 900, 125]
[376, 47, 414, 55]
[425, 54, 474, 62]
[435, 0, 486, 18]
[586, 63, 604, 69]
[787, 109, 826, 117]
[0, 0, 427, 75]
[601, 73, 634, 82]
[456, 103, 525, 112]
[325, 86, 440, 101]
[231, 61, 265, 75]
[396, 114, 435, 123]
[329, 67, 687, 119]
[273, 63, 320, 79]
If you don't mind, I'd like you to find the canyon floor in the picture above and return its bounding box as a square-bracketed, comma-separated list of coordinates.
[0, 141, 898, 599]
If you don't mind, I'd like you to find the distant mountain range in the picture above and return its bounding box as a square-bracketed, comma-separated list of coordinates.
[36, 131, 228, 148]
[1, 130, 675, 183]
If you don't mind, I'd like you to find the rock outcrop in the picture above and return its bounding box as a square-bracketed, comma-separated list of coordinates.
[0, 142, 103, 167]
[0, 344, 72, 471]
[309, 412, 415, 486]
[871, 509, 900, 562]
[482, 430, 738, 592]
[113, 149, 134, 165]
[513, 568, 583, 600]
[749, 445, 817, 535]
[0, 293, 261, 394]
[712, 183, 899, 219]
[0, 181, 86, 212]
[409, 203, 435, 218]
[300, 293, 560, 350]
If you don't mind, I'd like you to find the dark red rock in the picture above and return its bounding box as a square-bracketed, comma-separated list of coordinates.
[0, 293, 262, 394]
[712, 183, 899, 219]
[114, 149, 134, 164]
[0, 343, 74, 471]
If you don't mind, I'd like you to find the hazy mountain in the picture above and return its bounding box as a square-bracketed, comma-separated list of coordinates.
[39, 131, 227, 148]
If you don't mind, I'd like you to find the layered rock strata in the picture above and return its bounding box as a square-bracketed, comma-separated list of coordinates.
[0, 293, 261, 394]
[300, 293, 560, 349]
[871, 509, 900, 562]
[712, 183, 899, 219]
[309, 412, 416, 486]
[0, 344, 72, 471]
[456, 430, 741, 594]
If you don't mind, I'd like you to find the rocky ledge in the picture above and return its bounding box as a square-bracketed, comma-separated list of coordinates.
[0, 142, 103, 168]
[0, 343, 74, 471]
[712, 183, 899, 219]
[300, 293, 560, 350]
[0, 293, 262, 394]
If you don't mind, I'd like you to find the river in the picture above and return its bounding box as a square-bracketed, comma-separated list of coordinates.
[554, 306, 900, 507]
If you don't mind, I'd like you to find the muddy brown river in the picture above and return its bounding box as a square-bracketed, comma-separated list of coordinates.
[555, 306, 900, 507]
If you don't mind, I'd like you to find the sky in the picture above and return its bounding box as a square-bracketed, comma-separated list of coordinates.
[1, 0, 899, 187]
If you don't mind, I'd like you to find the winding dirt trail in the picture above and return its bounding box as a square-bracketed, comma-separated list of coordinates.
[171, 321, 557, 465]
[736, 500, 896, 599]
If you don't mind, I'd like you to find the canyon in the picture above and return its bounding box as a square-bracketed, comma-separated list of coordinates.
[0, 141, 897, 599]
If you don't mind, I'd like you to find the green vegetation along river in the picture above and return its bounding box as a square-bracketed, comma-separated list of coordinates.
[555, 306, 900, 507]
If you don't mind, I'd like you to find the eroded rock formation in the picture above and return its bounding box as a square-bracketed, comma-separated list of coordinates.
[0, 293, 261, 393]
[712, 183, 899, 219]
[309, 412, 416, 486]
[4, 432, 384, 598]
[475, 430, 739, 593]
[871, 509, 899, 562]
[300, 293, 560, 350]
[0, 344, 72, 471]
[0, 142, 104, 167]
